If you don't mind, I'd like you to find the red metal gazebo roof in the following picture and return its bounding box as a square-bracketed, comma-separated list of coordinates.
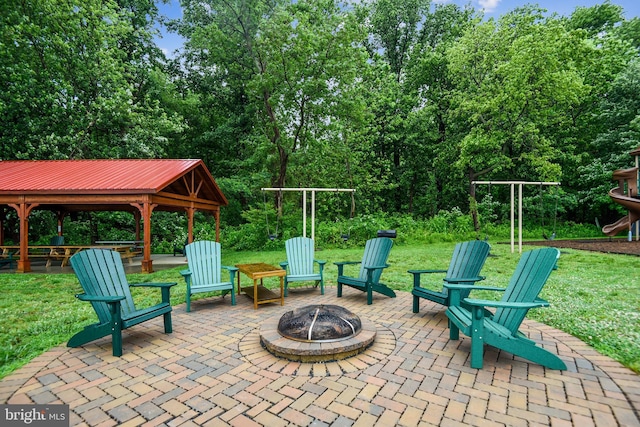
[0, 159, 227, 273]
[0, 159, 226, 198]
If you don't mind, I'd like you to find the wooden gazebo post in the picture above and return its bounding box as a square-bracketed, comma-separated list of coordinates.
[214, 208, 221, 242]
[8, 201, 39, 272]
[133, 198, 157, 273]
[186, 206, 195, 244]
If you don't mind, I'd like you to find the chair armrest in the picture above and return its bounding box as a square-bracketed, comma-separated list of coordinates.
[362, 264, 389, 283]
[363, 264, 389, 271]
[443, 276, 485, 283]
[334, 261, 361, 266]
[180, 269, 191, 278]
[222, 265, 238, 283]
[407, 269, 447, 275]
[279, 261, 289, 270]
[76, 294, 125, 303]
[444, 283, 505, 292]
[315, 260, 327, 266]
[335, 261, 360, 276]
[408, 269, 447, 288]
[463, 298, 549, 309]
[445, 283, 505, 306]
[130, 282, 177, 288]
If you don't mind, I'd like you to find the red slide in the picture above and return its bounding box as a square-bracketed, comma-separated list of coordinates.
[602, 186, 640, 236]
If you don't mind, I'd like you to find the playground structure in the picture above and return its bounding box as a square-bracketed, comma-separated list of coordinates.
[602, 146, 640, 239]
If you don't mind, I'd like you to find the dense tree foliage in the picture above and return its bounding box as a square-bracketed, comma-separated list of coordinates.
[0, 0, 182, 159]
[2, 0, 640, 241]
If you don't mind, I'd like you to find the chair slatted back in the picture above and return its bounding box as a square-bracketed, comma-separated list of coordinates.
[444, 240, 491, 297]
[492, 247, 560, 335]
[285, 237, 315, 276]
[185, 241, 222, 285]
[70, 249, 136, 322]
[358, 237, 394, 283]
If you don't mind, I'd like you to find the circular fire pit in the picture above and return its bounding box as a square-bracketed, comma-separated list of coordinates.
[260, 305, 376, 362]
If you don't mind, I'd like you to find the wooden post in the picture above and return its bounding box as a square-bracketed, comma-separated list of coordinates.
[214, 208, 220, 242]
[133, 200, 156, 273]
[9, 201, 39, 272]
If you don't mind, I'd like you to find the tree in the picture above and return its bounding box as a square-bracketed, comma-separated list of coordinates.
[577, 59, 640, 222]
[405, 3, 478, 215]
[178, 0, 368, 212]
[444, 7, 590, 228]
[0, 0, 182, 160]
[558, 2, 637, 222]
[357, 0, 432, 212]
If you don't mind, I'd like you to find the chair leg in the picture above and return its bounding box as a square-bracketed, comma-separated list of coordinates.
[449, 321, 460, 340]
[470, 307, 485, 368]
[163, 311, 173, 334]
[109, 303, 123, 357]
[186, 292, 192, 312]
[337, 282, 342, 297]
[413, 295, 420, 313]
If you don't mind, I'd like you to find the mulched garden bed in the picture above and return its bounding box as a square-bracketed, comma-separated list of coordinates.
[525, 238, 640, 256]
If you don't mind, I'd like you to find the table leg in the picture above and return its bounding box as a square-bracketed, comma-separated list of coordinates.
[279, 276, 284, 306]
[237, 273, 241, 295]
[253, 279, 258, 309]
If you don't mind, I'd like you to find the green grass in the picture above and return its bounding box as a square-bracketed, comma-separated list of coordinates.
[0, 240, 638, 379]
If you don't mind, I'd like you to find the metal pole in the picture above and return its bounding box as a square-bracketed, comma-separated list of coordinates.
[518, 183, 523, 253]
[471, 181, 560, 253]
[261, 188, 356, 242]
[311, 190, 316, 241]
[302, 191, 307, 238]
[510, 183, 515, 253]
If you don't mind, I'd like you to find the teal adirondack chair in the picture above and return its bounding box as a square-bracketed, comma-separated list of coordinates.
[181, 240, 237, 312]
[279, 237, 326, 296]
[335, 237, 395, 305]
[50, 235, 64, 246]
[409, 240, 490, 313]
[445, 247, 566, 370]
[68, 249, 176, 357]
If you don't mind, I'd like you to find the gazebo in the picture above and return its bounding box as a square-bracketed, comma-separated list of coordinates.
[0, 159, 227, 273]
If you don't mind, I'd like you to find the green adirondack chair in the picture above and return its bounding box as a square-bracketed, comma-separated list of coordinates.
[68, 249, 176, 357]
[181, 240, 237, 312]
[279, 237, 326, 296]
[445, 247, 566, 370]
[409, 240, 490, 313]
[335, 237, 395, 305]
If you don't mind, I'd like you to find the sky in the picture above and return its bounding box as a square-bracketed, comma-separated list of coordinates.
[154, 0, 640, 58]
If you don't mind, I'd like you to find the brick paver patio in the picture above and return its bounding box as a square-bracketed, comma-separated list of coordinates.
[1, 286, 639, 426]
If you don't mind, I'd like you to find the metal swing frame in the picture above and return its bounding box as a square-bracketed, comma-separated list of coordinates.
[261, 188, 356, 242]
[472, 181, 560, 253]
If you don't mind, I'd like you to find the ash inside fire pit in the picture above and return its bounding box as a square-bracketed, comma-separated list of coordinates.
[277, 305, 361, 342]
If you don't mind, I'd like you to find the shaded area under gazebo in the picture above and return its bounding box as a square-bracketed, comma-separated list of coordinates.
[0, 159, 227, 273]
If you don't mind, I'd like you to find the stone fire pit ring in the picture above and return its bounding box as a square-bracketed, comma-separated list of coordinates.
[260, 305, 377, 362]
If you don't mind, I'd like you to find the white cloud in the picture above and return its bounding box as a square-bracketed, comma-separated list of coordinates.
[477, 0, 501, 12]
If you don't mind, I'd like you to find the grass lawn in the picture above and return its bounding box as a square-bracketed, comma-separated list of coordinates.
[0, 240, 638, 379]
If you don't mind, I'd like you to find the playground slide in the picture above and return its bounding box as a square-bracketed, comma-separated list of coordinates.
[602, 187, 640, 236]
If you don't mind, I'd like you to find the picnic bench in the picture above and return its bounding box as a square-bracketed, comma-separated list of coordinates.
[0, 244, 143, 268]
